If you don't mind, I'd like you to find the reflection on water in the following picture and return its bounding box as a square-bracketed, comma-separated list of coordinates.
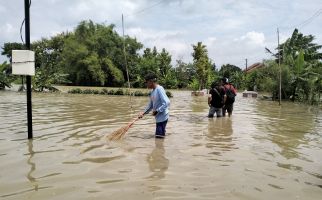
[27, 140, 39, 191]
[206, 118, 235, 155]
[0, 90, 322, 200]
[254, 101, 316, 159]
[146, 138, 169, 180]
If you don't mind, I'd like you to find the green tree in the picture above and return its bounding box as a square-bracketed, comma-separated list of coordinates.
[175, 60, 195, 88]
[192, 42, 211, 90]
[0, 62, 14, 89]
[32, 34, 70, 91]
[1, 42, 25, 59]
[279, 29, 322, 63]
[59, 20, 142, 87]
[157, 48, 173, 88]
[219, 64, 242, 80]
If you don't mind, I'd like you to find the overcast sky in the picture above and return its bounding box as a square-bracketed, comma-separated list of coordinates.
[1, 0, 321, 69]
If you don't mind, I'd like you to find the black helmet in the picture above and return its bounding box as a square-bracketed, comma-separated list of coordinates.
[221, 77, 228, 84]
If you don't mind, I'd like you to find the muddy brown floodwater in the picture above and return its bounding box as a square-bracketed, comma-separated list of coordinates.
[0, 90, 321, 200]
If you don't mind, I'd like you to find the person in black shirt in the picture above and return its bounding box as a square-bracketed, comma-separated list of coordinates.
[208, 81, 226, 118]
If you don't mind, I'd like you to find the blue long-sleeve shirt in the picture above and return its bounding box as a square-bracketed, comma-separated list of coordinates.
[144, 85, 170, 123]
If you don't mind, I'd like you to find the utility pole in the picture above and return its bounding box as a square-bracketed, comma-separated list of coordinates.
[277, 28, 281, 106]
[122, 14, 130, 90]
[25, 0, 33, 138]
[245, 58, 248, 71]
[122, 14, 132, 109]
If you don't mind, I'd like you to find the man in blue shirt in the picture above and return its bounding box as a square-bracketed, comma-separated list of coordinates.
[139, 73, 170, 138]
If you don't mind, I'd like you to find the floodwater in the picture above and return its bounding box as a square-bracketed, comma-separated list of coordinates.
[0, 90, 321, 200]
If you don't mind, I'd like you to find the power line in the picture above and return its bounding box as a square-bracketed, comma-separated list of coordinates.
[20, 0, 32, 44]
[296, 8, 322, 28]
[125, 0, 164, 17]
[279, 7, 322, 31]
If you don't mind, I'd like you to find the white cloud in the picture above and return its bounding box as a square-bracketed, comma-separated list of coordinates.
[0, 0, 321, 66]
[205, 37, 217, 46]
[1, 23, 14, 34]
[127, 27, 190, 63]
[237, 31, 266, 46]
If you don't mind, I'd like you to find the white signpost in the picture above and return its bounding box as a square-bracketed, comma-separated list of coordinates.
[12, 50, 35, 76]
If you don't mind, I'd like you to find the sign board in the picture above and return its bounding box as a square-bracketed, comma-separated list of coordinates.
[12, 50, 35, 76]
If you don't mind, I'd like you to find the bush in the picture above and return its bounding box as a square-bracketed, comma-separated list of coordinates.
[123, 89, 131, 95]
[108, 89, 115, 95]
[114, 89, 124, 95]
[92, 89, 100, 94]
[101, 88, 108, 94]
[166, 91, 173, 98]
[66, 87, 167, 97]
[68, 88, 82, 94]
[134, 90, 144, 96]
[82, 89, 93, 94]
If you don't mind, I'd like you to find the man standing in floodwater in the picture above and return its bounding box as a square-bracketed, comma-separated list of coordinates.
[208, 81, 226, 118]
[138, 73, 170, 138]
[221, 77, 237, 117]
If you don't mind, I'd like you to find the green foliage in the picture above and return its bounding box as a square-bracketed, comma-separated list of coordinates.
[175, 60, 195, 88]
[101, 58, 124, 86]
[1, 21, 319, 105]
[33, 69, 68, 92]
[68, 88, 82, 94]
[108, 89, 115, 95]
[279, 29, 322, 63]
[101, 88, 108, 94]
[57, 20, 141, 87]
[192, 42, 212, 90]
[134, 90, 144, 96]
[1, 42, 25, 59]
[82, 89, 94, 94]
[166, 91, 173, 98]
[114, 88, 124, 95]
[240, 29, 321, 104]
[157, 48, 172, 81]
[1, 20, 188, 90]
[229, 70, 244, 89]
[66, 87, 172, 97]
[0, 62, 15, 89]
[219, 64, 242, 79]
[188, 77, 200, 91]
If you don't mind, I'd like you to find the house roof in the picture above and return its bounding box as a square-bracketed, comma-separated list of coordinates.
[243, 62, 264, 73]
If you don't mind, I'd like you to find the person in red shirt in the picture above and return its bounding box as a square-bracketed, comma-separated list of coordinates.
[221, 78, 237, 117]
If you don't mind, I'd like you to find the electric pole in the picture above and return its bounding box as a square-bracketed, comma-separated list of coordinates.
[25, 0, 33, 138]
[277, 28, 281, 106]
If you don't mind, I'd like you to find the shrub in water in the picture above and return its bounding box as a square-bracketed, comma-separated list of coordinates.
[114, 89, 124, 95]
[166, 91, 173, 98]
[123, 89, 131, 95]
[92, 90, 100, 94]
[82, 89, 93, 94]
[68, 88, 82, 94]
[134, 90, 144, 96]
[101, 88, 108, 95]
[108, 90, 115, 95]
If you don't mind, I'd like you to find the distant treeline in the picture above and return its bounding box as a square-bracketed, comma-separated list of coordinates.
[1, 20, 321, 104]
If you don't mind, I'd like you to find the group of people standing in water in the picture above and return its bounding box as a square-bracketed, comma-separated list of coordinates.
[207, 77, 237, 118]
[138, 73, 237, 139]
